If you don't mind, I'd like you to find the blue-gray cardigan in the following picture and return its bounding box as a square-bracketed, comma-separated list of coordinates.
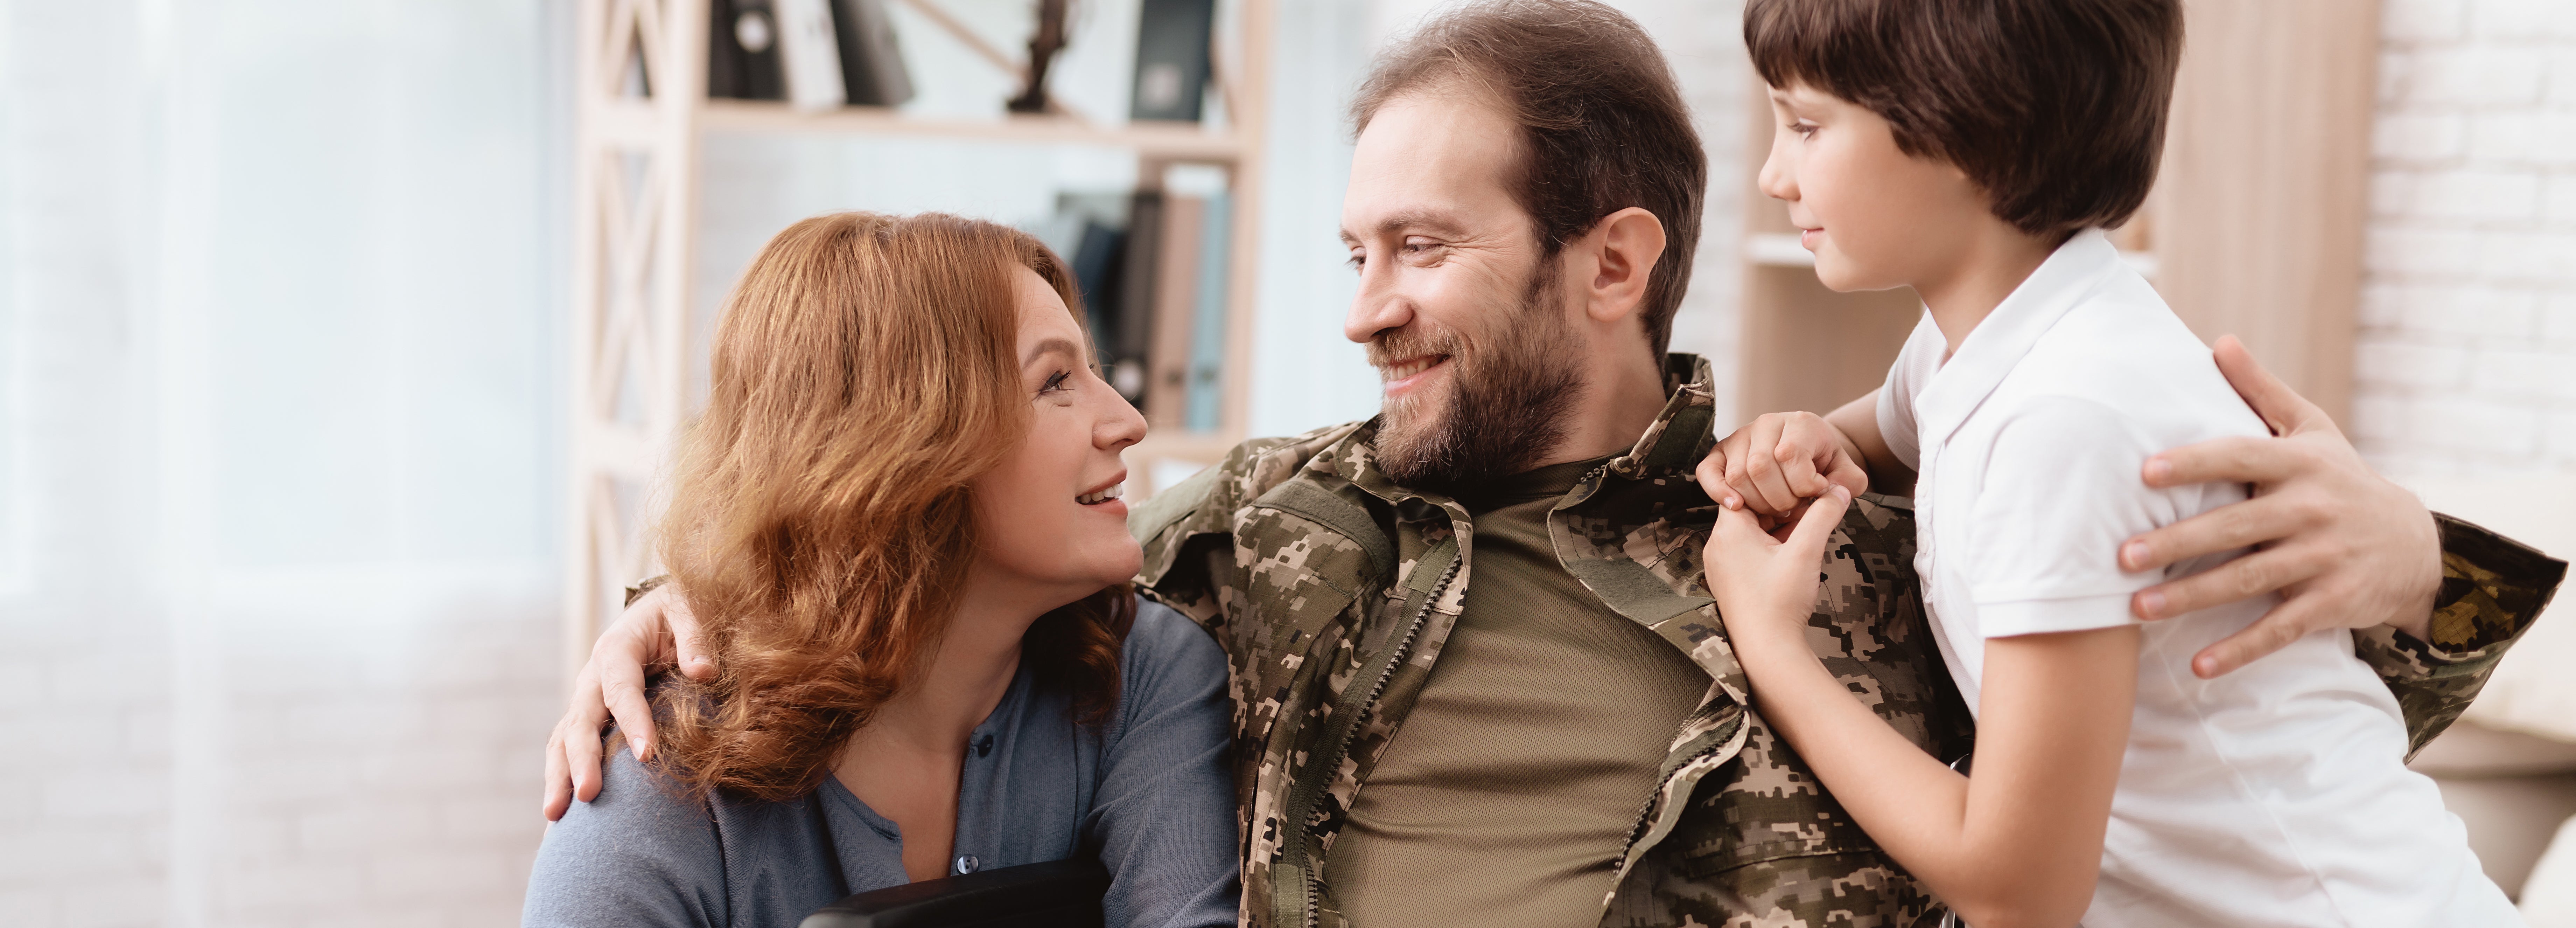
[521, 600, 1238, 928]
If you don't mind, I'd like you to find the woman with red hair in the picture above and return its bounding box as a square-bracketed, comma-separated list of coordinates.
[522, 212, 1237, 928]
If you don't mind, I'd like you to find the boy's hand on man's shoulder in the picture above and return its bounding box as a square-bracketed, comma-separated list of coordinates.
[2116, 336, 2442, 680]
[1702, 411, 1869, 533]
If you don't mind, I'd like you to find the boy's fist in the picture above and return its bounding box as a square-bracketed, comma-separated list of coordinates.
[1700, 411, 1868, 527]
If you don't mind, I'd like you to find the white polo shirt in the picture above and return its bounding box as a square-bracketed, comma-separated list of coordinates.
[1876, 229, 2513, 926]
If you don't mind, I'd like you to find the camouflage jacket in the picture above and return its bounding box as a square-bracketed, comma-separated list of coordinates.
[1128, 354, 2566, 928]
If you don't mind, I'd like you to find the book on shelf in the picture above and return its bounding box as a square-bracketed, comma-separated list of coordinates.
[776, 0, 848, 111]
[1146, 196, 1206, 429]
[1064, 220, 1124, 345]
[709, 0, 913, 108]
[709, 0, 787, 101]
[1184, 191, 1231, 432]
[1026, 199, 1128, 363]
[1111, 191, 1165, 403]
[833, 0, 914, 107]
[1130, 0, 1216, 122]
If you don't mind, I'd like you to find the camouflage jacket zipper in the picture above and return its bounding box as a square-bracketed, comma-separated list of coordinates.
[1275, 539, 1462, 928]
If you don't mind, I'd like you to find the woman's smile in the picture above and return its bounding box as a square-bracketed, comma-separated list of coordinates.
[1077, 474, 1128, 517]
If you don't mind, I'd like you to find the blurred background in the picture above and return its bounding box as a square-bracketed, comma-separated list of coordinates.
[0, 0, 2569, 925]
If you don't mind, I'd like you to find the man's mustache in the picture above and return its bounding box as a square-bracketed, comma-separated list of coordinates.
[1366, 326, 1466, 370]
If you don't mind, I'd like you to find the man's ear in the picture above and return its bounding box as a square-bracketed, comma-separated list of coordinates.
[1583, 207, 1667, 325]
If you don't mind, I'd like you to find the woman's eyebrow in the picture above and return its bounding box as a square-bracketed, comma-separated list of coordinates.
[1023, 337, 1083, 367]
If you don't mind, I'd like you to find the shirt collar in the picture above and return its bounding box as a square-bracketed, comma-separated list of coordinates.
[1913, 228, 2125, 451]
[1610, 353, 1720, 480]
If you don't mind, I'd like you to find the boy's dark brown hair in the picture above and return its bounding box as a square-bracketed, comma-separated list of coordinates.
[1351, 0, 1705, 358]
[1745, 0, 2183, 236]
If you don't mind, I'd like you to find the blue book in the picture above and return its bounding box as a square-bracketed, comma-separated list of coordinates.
[1185, 193, 1231, 432]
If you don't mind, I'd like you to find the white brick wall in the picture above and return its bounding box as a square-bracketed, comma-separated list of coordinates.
[2360, 0, 2576, 478]
[4, 2, 183, 923]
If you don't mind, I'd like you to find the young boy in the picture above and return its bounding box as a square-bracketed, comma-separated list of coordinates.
[1699, 1, 2514, 925]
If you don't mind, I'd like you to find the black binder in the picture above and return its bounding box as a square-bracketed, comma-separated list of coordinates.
[832, 0, 914, 107]
[798, 858, 1111, 928]
[709, 0, 787, 100]
[1109, 191, 1166, 404]
[1129, 0, 1215, 122]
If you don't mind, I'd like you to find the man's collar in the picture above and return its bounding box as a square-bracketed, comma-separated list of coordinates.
[1608, 353, 1718, 480]
[1315, 353, 1719, 512]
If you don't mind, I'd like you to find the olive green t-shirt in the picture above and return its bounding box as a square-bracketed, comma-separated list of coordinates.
[1322, 457, 1714, 927]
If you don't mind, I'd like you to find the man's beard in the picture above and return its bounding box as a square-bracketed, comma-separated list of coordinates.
[1370, 258, 1585, 491]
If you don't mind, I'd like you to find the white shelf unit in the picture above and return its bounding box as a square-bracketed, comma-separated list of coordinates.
[565, 0, 1275, 664]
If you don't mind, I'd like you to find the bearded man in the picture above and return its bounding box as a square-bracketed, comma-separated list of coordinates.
[544, 2, 2563, 925]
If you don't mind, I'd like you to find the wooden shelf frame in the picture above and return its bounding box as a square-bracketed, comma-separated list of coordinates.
[698, 99, 1251, 160]
[565, 0, 1274, 666]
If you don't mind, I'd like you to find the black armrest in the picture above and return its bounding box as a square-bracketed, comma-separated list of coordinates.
[798, 858, 1111, 928]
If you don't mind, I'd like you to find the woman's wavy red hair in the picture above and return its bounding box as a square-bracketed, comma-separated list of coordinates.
[651, 211, 1133, 803]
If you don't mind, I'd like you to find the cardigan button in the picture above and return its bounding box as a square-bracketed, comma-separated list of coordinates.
[953, 854, 980, 875]
[974, 734, 994, 757]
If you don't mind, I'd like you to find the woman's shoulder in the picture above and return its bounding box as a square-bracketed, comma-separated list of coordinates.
[554, 746, 719, 839]
[524, 748, 729, 926]
[1111, 595, 1230, 725]
[1123, 596, 1227, 675]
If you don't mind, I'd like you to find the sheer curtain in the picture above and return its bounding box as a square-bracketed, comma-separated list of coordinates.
[1, 1, 565, 924]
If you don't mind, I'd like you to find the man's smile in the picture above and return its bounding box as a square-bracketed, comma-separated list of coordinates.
[1379, 354, 1451, 395]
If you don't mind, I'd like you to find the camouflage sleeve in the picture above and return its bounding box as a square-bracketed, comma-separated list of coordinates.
[1606, 845, 1944, 928]
[1598, 711, 1945, 928]
[1128, 430, 1345, 624]
[1128, 461, 1234, 624]
[623, 575, 669, 609]
[2357, 513, 2568, 759]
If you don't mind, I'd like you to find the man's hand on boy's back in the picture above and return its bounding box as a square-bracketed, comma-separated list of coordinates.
[542, 581, 716, 821]
[2119, 336, 2442, 680]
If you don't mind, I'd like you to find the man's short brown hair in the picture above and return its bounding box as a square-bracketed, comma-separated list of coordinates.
[1351, 0, 1705, 358]
[1746, 0, 2183, 236]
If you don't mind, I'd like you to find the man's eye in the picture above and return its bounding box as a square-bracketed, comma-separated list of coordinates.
[1347, 253, 1366, 272]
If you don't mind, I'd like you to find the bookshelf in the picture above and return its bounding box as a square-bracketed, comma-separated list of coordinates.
[1733, 0, 2377, 428]
[565, 0, 1275, 661]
